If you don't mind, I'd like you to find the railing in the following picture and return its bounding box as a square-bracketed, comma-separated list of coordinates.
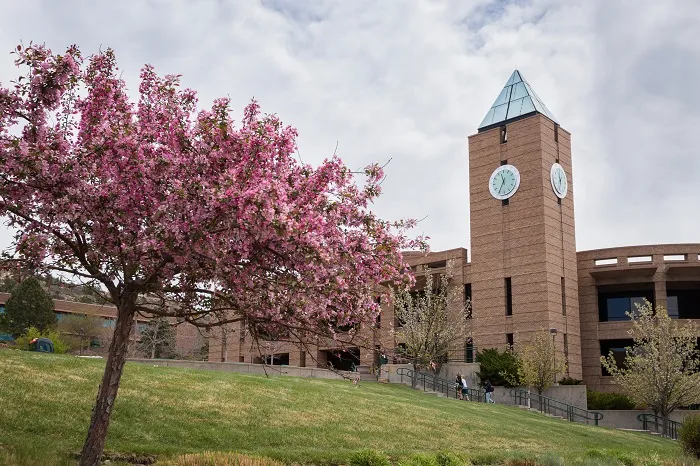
[637, 413, 682, 440]
[396, 368, 486, 402]
[510, 389, 604, 426]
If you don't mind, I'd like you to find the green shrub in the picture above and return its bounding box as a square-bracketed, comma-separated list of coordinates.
[435, 452, 462, 466]
[679, 414, 700, 459]
[475, 348, 521, 387]
[350, 449, 390, 466]
[469, 452, 504, 465]
[403, 454, 437, 466]
[587, 390, 635, 410]
[14, 326, 69, 354]
[558, 377, 583, 385]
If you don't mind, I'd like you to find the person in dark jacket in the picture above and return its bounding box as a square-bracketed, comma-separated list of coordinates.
[455, 374, 463, 400]
[484, 380, 495, 403]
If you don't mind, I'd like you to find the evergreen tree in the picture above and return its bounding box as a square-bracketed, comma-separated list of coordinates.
[0, 277, 56, 337]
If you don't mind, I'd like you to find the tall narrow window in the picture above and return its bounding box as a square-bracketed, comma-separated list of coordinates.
[505, 277, 513, 316]
[465, 338, 474, 363]
[506, 333, 514, 349]
[554, 124, 559, 143]
[500, 125, 508, 144]
[561, 277, 567, 316]
[563, 333, 569, 372]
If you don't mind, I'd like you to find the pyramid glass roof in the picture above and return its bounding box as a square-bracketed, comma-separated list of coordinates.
[477, 70, 558, 132]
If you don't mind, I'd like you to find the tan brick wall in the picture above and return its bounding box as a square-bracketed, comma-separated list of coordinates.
[468, 114, 582, 379]
[577, 244, 700, 390]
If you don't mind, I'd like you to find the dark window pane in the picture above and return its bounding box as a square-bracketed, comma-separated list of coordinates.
[600, 339, 634, 376]
[668, 296, 679, 319]
[607, 297, 630, 321]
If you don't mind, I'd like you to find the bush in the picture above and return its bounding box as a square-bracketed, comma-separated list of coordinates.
[587, 390, 635, 410]
[350, 449, 390, 466]
[14, 326, 69, 354]
[558, 377, 583, 385]
[435, 452, 462, 466]
[679, 414, 700, 459]
[475, 348, 521, 387]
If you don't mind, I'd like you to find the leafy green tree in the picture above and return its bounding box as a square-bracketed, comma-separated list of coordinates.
[475, 348, 521, 387]
[601, 300, 700, 436]
[0, 277, 55, 336]
[512, 329, 567, 395]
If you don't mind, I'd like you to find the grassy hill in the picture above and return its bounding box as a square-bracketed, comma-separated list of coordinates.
[0, 350, 687, 465]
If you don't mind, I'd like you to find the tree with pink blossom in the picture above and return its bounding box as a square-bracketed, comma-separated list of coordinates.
[0, 44, 424, 466]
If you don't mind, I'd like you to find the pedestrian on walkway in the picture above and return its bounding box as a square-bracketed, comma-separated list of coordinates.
[455, 374, 463, 400]
[484, 380, 495, 403]
[461, 375, 470, 401]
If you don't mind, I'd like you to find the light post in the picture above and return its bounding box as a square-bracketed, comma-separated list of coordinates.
[549, 328, 558, 385]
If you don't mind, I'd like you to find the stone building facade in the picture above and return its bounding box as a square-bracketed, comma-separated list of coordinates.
[209, 70, 700, 391]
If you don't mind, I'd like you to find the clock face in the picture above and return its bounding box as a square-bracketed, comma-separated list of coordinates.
[489, 164, 521, 200]
[550, 163, 568, 199]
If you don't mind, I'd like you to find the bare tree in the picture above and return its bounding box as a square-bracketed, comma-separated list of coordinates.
[510, 329, 566, 396]
[601, 300, 700, 436]
[59, 314, 103, 356]
[137, 318, 176, 359]
[392, 273, 470, 386]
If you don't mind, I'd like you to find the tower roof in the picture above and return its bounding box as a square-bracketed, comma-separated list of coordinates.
[477, 70, 558, 132]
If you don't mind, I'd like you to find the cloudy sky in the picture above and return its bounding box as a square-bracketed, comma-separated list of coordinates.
[1, 0, 699, 256]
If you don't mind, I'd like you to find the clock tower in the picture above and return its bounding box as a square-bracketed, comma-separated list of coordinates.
[468, 70, 582, 379]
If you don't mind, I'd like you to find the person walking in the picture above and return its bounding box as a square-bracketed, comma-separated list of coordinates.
[461, 375, 470, 401]
[455, 374, 463, 400]
[484, 380, 495, 403]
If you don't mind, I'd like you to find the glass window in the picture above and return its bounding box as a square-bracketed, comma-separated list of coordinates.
[667, 296, 679, 318]
[600, 339, 634, 376]
[505, 277, 513, 316]
[607, 297, 630, 321]
[0, 305, 5, 315]
[598, 289, 654, 322]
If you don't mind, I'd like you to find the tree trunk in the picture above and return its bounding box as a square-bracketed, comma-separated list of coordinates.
[661, 410, 669, 437]
[412, 362, 418, 388]
[78, 302, 136, 466]
[151, 344, 155, 360]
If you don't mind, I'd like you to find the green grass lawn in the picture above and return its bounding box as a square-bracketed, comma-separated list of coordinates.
[0, 349, 688, 465]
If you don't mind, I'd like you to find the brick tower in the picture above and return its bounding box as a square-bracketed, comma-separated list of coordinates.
[468, 70, 582, 379]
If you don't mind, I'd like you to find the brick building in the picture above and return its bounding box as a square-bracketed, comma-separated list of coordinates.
[0, 292, 206, 358]
[210, 70, 700, 391]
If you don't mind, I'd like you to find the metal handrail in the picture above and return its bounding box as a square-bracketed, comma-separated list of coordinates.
[396, 368, 486, 402]
[637, 413, 681, 440]
[509, 389, 604, 426]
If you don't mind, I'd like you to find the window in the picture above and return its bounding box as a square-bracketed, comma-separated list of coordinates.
[563, 333, 569, 371]
[665, 285, 700, 319]
[506, 333, 514, 349]
[500, 125, 508, 144]
[102, 318, 115, 328]
[598, 289, 654, 321]
[554, 124, 559, 143]
[239, 356, 245, 363]
[465, 338, 474, 363]
[505, 277, 513, 316]
[600, 339, 634, 376]
[500, 159, 508, 166]
[668, 296, 679, 319]
[375, 312, 381, 328]
[426, 260, 447, 269]
[561, 277, 566, 316]
[464, 284, 472, 305]
[502, 198, 509, 206]
[0, 305, 5, 315]
[300, 351, 306, 367]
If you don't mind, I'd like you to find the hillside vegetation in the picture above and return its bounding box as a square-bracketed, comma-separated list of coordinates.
[0, 350, 686, 465]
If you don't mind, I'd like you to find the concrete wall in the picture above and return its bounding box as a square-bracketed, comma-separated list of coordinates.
[596, 410, 697, 430]
[438, 362, 481, 389]
[491, 384, 587, 411]
[127, 358, 351, 380]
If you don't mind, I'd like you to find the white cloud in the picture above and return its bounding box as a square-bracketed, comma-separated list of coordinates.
[1, 0, 699, 255]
